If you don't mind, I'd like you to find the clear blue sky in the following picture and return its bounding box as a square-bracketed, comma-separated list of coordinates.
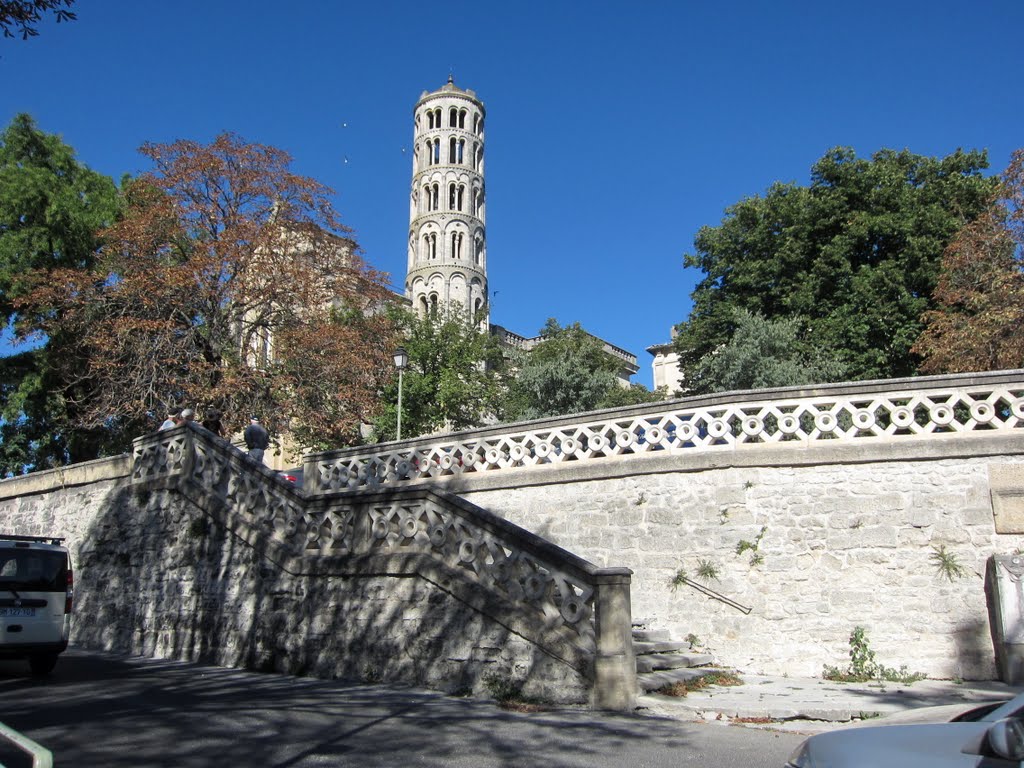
[4, 0, 1022, 388]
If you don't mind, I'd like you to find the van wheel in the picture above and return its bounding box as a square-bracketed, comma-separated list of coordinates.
[29, 653, 58, 677]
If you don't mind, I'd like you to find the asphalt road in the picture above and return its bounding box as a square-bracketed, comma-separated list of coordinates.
[0, 648, 803, 767]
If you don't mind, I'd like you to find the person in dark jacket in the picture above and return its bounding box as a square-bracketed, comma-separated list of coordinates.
[201, 408, 224, 437]
[243, 416, 270, 464]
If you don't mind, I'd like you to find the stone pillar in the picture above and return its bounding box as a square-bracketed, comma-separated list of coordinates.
[591, 568, 636, 711]
[986, 554, 1024, 684]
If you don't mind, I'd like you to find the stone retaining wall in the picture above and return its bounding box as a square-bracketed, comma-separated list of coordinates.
[458, 444, 1024, 680]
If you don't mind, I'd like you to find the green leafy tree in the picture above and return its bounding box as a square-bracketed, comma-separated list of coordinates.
[504, 319, 640, 420]
[0, 0, 75, 40]
[373, 307, 507, 441]
[675, 147, 996, 393]
[0, 114, 121, 475]
[914, 150, 1024, 373]
[688, 309, 844, 393]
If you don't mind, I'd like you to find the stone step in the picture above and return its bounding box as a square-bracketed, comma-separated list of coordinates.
[635, 651, 714, 674]
[636, 666, 731, 694]
[631, 628, 671, 643]
[633, 639, 691, 655]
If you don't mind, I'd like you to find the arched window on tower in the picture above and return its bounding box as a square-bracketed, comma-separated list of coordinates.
[432, 138, 440, 164]
[459, 109, 467, 129]
[433, 108, 441, 127]
[430, 183, 439, 211]
[429, 294, 439, 317]
[419, 296, 428, 316]
[457, 184, 465, 211]
[475, 145, 483, 171]
[457, 139, 465, 164]
[449, 136, 457, 164]
[451, 232, 463, 259]
[449, 107, 458, 127]
[474, 115, 483, 135]
[475, 237, 483, 265]
[473, 189, 481, 216]
[448, 182, 457, 210]
[426, 111, 434, 130]
[426, 233, 437, 259]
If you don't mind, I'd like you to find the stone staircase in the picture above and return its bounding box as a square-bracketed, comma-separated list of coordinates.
[633, 618, 726, 693]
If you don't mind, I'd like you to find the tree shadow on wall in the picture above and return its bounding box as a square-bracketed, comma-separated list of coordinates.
[69, 462, 633, 742]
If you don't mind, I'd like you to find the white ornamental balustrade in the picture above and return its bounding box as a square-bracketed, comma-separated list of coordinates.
[308, 370, 1024, 492]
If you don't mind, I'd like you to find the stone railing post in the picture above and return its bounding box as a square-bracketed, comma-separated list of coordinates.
[591, 567, 636, 711]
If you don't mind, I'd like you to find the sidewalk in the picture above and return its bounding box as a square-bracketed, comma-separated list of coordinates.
[636, 674, 1022, 733]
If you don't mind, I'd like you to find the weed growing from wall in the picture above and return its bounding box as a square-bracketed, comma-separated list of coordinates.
[930, 545, 967, 582]
[696, 559, 720, 582]
[735, 525, 767, 566]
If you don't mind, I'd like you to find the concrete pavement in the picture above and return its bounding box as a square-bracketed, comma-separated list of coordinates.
[637, 673, 1022, 733]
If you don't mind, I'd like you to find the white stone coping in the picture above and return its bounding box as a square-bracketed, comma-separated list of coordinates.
[0, 454, 130, 500]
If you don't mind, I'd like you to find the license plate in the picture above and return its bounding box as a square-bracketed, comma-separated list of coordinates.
[0, 607, 36, 618]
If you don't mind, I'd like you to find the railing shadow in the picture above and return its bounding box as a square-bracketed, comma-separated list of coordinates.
[71, 424, 636, 710]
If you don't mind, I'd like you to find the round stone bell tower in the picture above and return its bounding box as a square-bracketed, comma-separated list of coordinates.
[406, 77, 487, 325]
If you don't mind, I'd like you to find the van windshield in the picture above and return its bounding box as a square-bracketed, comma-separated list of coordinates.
[0, 550, 67, 592]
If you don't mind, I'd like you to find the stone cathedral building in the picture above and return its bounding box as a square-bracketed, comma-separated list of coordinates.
[405, 77, 639, 383]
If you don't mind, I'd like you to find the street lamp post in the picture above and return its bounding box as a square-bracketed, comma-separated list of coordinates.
[393, 346, 408, 441]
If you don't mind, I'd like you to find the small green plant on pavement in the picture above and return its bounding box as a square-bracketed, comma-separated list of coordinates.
[823, 626, 925, 684]
[656, 671, 743, 697]
[483, 673, 550, 712]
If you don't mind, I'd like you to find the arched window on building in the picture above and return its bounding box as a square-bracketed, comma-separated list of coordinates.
[429, 294, 439, 317]
[449, 136, 457, 164]
[475, 145, 483, 172]
[448, 182, 457, 210]
[432, 138, 440, 164]
[458, 109, 467, 129]
[474, 237, 483, 265]
[424, 232, 436, 260]
[433, 108, 442, 127]
[430, 183, 439, 211]
[451, 231, 463, 260]
[449, 107, 458, 127]
[458, 184, 465, 211]
[426, 111, 434, 130]
[457, 139, 465, 164]
[474, 114, 481, 134]
[419, 296, 428, 316]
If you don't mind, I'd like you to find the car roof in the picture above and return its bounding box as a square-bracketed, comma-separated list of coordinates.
[0, 535, 68, 551]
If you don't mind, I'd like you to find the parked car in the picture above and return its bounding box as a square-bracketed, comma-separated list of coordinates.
[785, 692, 1024, 767]
[0, 534, 73, 676]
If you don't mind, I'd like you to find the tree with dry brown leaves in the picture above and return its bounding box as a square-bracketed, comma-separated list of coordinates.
[18, 132, 400, 448]
[914, 150, 1024, 374]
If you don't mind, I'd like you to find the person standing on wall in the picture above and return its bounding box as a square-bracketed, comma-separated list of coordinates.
[201, 407, 224, 437]
[244, 416, 270, 464]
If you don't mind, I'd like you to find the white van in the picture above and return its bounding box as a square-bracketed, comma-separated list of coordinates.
[0, 535, 73, 676]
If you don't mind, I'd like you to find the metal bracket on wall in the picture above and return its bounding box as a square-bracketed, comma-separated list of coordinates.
[682, 579, 752, 614]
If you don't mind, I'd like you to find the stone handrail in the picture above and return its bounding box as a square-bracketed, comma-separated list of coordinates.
[307, 369, 1024, 492]
[131, 424, 636, 709]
